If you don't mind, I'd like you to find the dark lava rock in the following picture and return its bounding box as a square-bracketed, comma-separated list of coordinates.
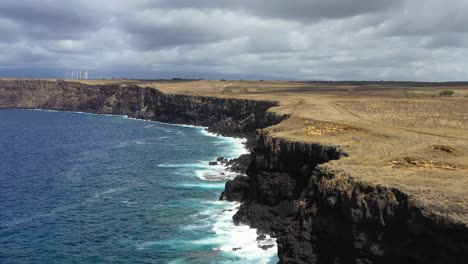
[257, 234, 267, 241]
[219, 176, 249, 202]
[226, 154, 251, 174]
[216, 157, 228, 163]
[259, 244, 275, 250]
[208, 161, 218, 166]
[277, 219, 318, 264]
[233, 202, 283, 235]
[249, 172, 296, 206]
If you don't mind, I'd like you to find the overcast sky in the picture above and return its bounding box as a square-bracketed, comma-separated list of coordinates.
[1, 0, 467, 80]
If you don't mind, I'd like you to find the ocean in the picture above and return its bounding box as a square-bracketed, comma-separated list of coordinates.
[0, 109, 278, 264]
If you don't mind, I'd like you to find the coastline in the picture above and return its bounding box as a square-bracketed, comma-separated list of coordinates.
[1, 79, 467, 263]
[3, 108, 279, 262]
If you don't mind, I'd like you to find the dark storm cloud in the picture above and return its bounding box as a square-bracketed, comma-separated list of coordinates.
[120, 13, 235, 49]
[0, 0, 467, 81]
[149, 0, 403, 22]
[0, 0, 103, 40]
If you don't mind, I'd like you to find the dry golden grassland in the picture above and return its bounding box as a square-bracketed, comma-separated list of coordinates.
[148, 80, 468, 224]
[335, 99, 468, 139]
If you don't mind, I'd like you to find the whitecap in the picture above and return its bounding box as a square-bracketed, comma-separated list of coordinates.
[195, 169, 227, 181]
[211, 203, 279, 263]
[121, 200, 138, 205]
[91, 187, 129, 200]
[158, 163, 212, 169]
[179, 183, 225, 190]
[182, 223, 212, 231]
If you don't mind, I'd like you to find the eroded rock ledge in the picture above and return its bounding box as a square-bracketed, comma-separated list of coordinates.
[1, 80, 466, 264]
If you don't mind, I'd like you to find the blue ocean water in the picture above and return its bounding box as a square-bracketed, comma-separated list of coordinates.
[0, 109, 278, 264]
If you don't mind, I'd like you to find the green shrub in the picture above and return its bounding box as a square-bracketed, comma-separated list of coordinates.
[439, 90, 455, 97]
[221, 87, 233, 93]
[402, 90, 415, 98]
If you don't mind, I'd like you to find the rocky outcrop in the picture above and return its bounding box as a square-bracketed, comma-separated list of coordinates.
[220, 176, 250, 202]
[1, 80, 467, 263]
[226, 154, 251, 174]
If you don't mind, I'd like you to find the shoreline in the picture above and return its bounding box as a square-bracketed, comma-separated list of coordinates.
[1, 108, 279, 262]
[2, 79, 466, 263]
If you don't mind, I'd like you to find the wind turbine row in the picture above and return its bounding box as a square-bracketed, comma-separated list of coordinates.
[65, 71, 89, 80]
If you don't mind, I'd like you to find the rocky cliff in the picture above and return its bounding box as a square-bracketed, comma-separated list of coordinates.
[0, 80, 283, 140]
[1, 80, 466, 263]
[230, 131, 468, 263]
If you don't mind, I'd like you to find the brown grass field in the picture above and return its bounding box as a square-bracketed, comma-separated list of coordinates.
[7, 78, 468, 224]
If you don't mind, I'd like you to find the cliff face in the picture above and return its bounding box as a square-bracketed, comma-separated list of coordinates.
[1, 80, 467, 264]
[232, 131, 468, 264]
[0, 80, 283, 139]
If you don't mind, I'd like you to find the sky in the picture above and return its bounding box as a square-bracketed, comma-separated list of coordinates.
[0, 0, 467, 80]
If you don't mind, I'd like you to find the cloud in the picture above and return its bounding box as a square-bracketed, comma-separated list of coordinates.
[150, 0, 403, 22]
[0, 0, 104, 40]
[376, 0, 468, 37]
[0, 0, 466, 81]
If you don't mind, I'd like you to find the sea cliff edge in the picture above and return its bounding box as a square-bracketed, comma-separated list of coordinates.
[1, 80, 466, 264]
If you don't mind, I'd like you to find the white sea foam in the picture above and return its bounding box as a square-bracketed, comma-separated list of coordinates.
[197, 129, 248, 159]
[91, 187, 129, 199]
[22, 109, 202, 130]
[134, 136, 173, 145]
[191, 202, 278, 264]
[123, 116, 203, 129]
[121, 200, 138, 206]
[133, 126, 275, 263]
[195, 169, 239, 181]
[26, 108, 127, 117]
[137, 203, 278, 263]
[158, 162, 212, 169]
[181, 130, 278, 263]
[179, 183, 226, 189]
[182, 223, 212, 231]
